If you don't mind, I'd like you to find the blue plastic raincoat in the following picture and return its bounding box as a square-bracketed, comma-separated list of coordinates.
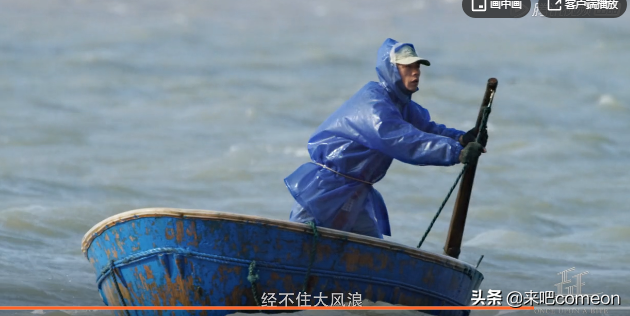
[284, 38, 465, 238]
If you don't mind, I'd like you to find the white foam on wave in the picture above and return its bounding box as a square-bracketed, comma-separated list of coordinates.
[463, 229, 540, 248]
[597, 94, 624, 110]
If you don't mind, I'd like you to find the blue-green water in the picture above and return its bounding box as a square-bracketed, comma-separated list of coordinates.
[0, 1, 629, 315]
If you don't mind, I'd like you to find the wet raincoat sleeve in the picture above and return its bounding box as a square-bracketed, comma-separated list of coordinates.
[405, 101, 466, 142]
[354, 99, 463, 166]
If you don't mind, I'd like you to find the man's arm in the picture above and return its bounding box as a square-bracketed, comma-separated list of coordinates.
[353, 102, 463, 166]
[404, 101, 465, 142]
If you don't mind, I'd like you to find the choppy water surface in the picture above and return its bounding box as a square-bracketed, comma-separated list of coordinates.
[0, 1, 629, 315]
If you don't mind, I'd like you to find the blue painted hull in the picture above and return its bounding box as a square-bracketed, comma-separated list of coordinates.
[82, 209, 483, 316]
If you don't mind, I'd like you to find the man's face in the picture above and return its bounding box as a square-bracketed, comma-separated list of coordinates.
[396, 61, 421, 92]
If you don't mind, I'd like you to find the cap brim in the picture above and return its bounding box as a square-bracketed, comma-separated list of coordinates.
[396, 57, 430, 66]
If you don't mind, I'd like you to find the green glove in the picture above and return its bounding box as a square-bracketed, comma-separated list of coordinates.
[460, 127, 488, 147]
[459, 142, 484, 164]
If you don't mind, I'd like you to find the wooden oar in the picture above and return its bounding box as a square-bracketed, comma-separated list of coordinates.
[443, 78, 498, 259]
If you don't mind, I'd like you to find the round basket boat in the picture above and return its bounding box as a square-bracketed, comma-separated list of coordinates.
[82, 208, 483, 316]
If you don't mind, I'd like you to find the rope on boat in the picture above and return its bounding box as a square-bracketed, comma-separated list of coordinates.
[417, 91, 495, 249]
[109, 260, 131, 316]
[247, 221, 320, 306]
[302, 221, 320, 293]
[476, 255, 485, 269]
[247, 261, 261, 306]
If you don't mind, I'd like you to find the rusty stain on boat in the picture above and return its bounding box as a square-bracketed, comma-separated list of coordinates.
[186, 221, 199, 247]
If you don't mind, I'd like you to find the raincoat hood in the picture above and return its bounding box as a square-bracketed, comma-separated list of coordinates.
[375, 38, 419, 105]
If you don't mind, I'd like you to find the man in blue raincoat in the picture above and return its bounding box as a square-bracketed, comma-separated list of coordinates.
[284, 38, 486, 239]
